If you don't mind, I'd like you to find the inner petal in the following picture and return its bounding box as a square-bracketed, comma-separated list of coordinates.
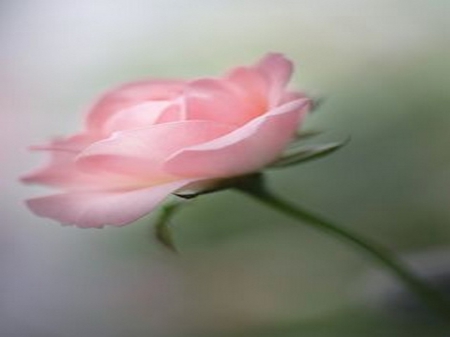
[226, 67, 269, 114]
[103, 100, 183, 135]
[184, 78, 264, 126]
[87, 80, 185, 131]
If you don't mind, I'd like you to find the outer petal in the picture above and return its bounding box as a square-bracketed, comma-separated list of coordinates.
[21, 133, 158, 191]
[164, 99, 310, 178]
[21, 133, 100, 189]
[76, 120, 236, 178]
[86, 80, 185, 132]
[26, 180, 193, 228]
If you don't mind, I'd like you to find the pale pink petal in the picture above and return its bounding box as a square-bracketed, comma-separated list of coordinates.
[227, 66, 268, 114]
[26, 180, 193, 228]
[103, 101, 179, 134]
[164, 99, 311, 178]
[21, 132, 148, 191]
[184, 78, 255, 125]
[21, 133, 98, 188]
[76, 120, 236, 178]
[87, 80, 185, 132]
[156, 97, 187, 123]
[21, 156, 90, 189]
[256, 53, 294, 106]
[226, 53, 294, 111]
[28, 132, 97, 153]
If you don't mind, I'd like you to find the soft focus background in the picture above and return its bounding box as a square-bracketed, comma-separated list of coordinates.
[2, 1, 450, 336]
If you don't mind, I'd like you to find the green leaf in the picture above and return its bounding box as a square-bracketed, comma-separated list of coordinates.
[286, 130, 323, 151]
[269, 138, 350, 169]
[294, 130, 322, 141]
[154, 202, 184, 252]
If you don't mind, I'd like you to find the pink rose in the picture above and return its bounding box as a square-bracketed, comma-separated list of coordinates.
[22, 53, 310, 228]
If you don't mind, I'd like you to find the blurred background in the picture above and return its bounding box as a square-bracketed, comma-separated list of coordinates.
[1, 0, 450, 336]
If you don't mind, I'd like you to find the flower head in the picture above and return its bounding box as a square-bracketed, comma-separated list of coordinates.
[22, 53, 311, 228]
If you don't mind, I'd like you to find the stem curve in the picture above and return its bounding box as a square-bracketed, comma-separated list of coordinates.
[235, 174, 450, 320]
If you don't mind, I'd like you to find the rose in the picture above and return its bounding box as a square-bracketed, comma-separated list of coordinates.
[22, 53, 310, 228]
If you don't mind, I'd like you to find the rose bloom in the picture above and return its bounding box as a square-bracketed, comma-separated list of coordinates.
[22, 54, 310, 228]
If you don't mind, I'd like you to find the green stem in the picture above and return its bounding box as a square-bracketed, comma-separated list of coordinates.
[236, 175, 450, 320]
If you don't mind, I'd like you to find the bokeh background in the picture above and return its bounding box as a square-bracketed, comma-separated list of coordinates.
[2, 0, 450, 336]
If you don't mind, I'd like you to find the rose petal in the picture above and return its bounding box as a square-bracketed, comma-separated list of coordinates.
[87, 80, 185, 132]
[226, 53, 294, 110]
[257, 53, 294, 107]
[77, 120, 236, 178]
[227, 66, 268, 114]
[26, 180, 192, 228]
[164, 98, 310, 178]
[103, 101, 181, 134]
[185, 78, 255, 126]
[21, 133, 99, 188]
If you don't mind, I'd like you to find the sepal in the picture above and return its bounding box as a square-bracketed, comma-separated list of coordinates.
[154, 202, 184, 252]
[270, 137, 349, 169]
